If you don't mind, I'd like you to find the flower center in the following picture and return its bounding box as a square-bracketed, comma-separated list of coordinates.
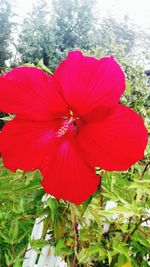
[56, 111, 79, 138]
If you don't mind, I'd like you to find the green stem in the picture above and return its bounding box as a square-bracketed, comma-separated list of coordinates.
[73, 214, 78, 267]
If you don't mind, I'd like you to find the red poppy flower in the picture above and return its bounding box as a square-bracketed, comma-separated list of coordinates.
[0, 51, 148, 204]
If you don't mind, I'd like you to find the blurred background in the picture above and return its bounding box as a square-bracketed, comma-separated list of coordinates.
[0, 0, 150, 71]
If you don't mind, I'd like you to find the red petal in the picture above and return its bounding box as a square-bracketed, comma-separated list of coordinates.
[53, 51, 125, 116]
[41, 136, 100, 204]
[77, 105, 148, 171]
[0, 67, 67, 120]
[0, 118, 58, 172]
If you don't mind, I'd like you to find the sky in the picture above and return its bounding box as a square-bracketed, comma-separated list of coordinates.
[16, 0, 150, 28]
[95, 0, 150, 28]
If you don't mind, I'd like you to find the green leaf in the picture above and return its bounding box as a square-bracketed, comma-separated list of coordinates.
[54, 214, 66, 240]
[125, 81, 131, 95]
[17, 232, 27, 244]
[0, 232, 11, 244]
[117, 254, 129, 267]
[30, 238, 49, 254]
[88, 207, 103, 228]
[9, 221, 18, 243]
[109, 206, 134, 217]
[47, 198, 58, 221]
[12, 198, 24, 214]
[88, 243, 102, 254]
[13, 257, 22, 267]
[5, 250, 13, 266]
[23, 63, 35, 67]
[107, 251, 112, 265]
[113, 240, 129, 259]
[77, 249, 92, 264]
[55, 239, 65, 255]
[120, 223, 129, 233]
[15, 178, 41, 191]
[37, 58, 53, 74]
[132, 232, 149, 247]
[0, 115, 15, 121]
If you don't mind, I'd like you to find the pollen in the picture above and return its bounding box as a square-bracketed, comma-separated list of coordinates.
[56, 114, 78, 138]
[70, 109, 74, 116]
[56, 121, 70, 138]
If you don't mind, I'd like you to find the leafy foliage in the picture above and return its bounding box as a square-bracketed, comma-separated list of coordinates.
[0, 162, 44, 266]
[35, 161, 149, 267]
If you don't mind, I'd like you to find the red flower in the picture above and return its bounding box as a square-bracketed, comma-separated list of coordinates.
[0, 51, 148, 204]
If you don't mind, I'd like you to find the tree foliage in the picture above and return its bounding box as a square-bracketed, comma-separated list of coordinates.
[52, 0, 96, 51]
[95, 16, 136, 54]
[17, 0, 55, 66]
[17, 0, 97, 69]
[0, 0, 14, 69]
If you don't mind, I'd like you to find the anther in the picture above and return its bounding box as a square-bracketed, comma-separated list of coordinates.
[56, 115, 79, 138]
[56, 121, 70, 138]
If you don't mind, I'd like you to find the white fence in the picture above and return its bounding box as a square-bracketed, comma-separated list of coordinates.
[23, 195, 67, 267]
[22, 200, 150, 267]
[22, 217, 67, 267]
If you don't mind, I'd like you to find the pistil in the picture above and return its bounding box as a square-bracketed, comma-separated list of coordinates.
[56, 116, 76, 138]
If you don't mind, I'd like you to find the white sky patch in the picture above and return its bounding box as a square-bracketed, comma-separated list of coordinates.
[15, 0, 150, 28]
[96, 0, 150, 27]
[15, 0, 34, 19]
